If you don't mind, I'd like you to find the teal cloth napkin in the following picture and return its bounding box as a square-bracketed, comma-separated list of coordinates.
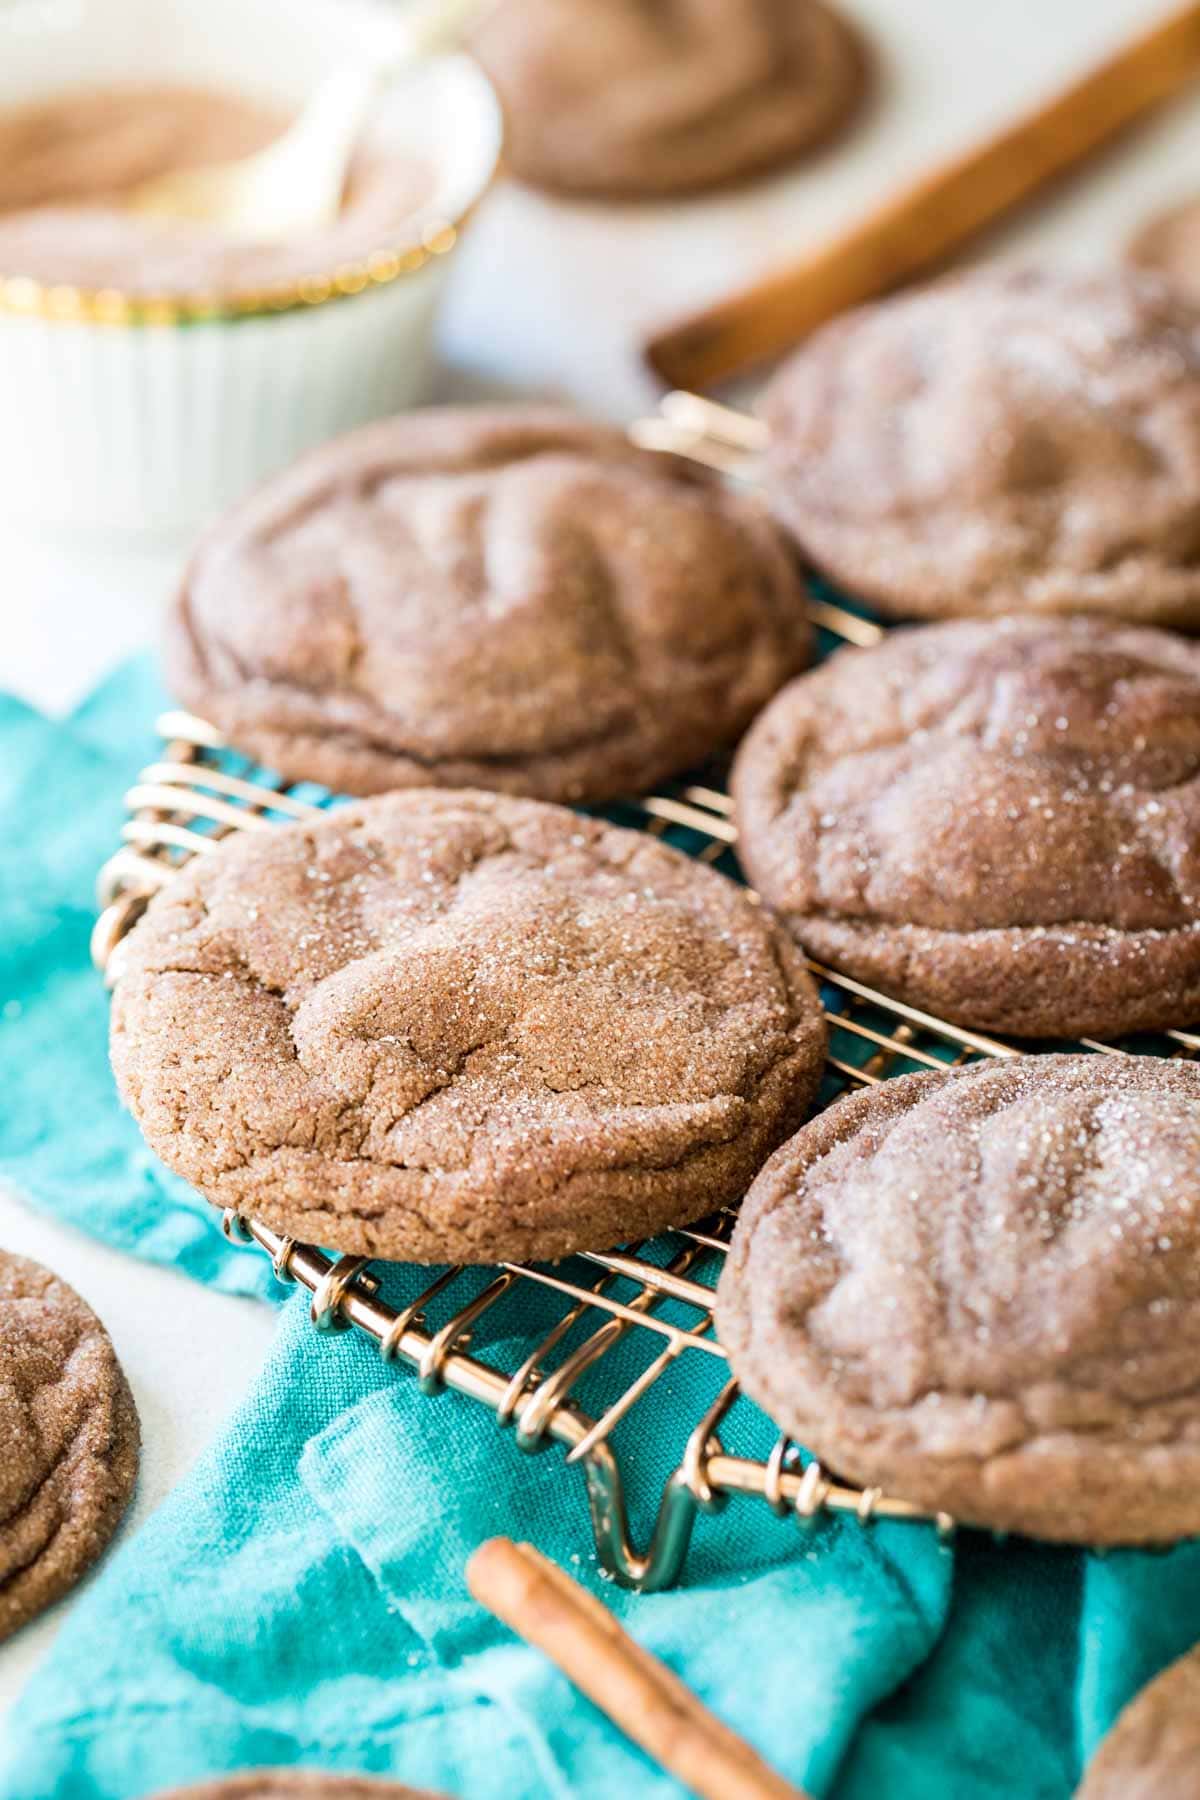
[0, 1298, 953, 1800]
[0, 666, 275, 1300]
[4, 662, 1200, 1799]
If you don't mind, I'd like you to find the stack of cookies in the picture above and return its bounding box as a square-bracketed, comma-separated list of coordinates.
[107, 263, 1200, 1566]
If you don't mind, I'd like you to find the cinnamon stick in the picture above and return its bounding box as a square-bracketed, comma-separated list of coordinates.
[645, 2, 1200, 390]
[466, 1537, 810, 1800]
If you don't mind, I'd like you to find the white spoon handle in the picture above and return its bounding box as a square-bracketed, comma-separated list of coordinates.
[124, 0, 495, 238]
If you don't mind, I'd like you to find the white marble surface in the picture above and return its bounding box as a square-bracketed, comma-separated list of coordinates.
[4, 0, 1200, 1728]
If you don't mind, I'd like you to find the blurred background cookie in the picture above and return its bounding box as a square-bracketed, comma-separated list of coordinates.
[717, 1054, 1200, 1544]
[760, 268, 1200, 627]
[0, 1250, 138, 1642]
[110, 789, 826, 1264]
[471, 0, 870, 199]
[732, 614, 1200, 1040]
[1127, 195, 1200, 305]
[166, 406, 811, 804]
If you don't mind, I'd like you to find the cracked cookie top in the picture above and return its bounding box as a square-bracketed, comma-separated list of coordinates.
[760, 268, 1200, 626]
[0, 1251, 139, 1641]
[731, 614, 1200, 1038]
[110, 789, 827, 1263]
[716, 1053, 1200, 1544]
[470, 0, 868, 199]
[165, 407, 811, 805]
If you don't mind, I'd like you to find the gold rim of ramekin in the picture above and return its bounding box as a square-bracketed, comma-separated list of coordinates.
[0, 199, 485, 326]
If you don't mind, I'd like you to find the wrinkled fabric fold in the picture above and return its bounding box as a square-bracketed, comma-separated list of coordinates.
[0, 1297, 951, 1799]
[0, 666, 275, 1299]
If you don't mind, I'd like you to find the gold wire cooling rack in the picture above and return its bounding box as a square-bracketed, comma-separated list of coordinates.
[90, 395, 1200, 1592]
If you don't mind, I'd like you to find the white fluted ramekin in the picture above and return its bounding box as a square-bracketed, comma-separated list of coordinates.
[0, 0, 502, 533]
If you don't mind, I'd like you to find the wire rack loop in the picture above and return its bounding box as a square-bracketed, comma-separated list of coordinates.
[310, 1255, 379, 1333]
[271, 1237, 300, 1285]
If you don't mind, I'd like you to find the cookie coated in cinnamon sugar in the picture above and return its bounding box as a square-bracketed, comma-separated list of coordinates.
[0, 1250, 139, 1642]
[111, 789, 827, 1264]
[760, 268, 1200, 628]
[717, 1053, 1200, 1546]
[733, 614, 1200, 1040]
[472, 0, 869, 199]
[166, 408, 811, 805]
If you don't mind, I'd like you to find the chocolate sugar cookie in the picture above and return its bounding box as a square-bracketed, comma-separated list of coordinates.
[1128, 196, 1200, 307]
[732, 614, 1200, 1040]
[1, 1251, 139, 1640]
[165, 407, 811, 805]
[760, 269, 1200, 627]
[1077, 1645, 1200, 1798]
[111, 790, 826, 1263]
[471, 0, 868, 200]
[150, 1775, 446, 1800]
[717, 1053, 1200, 1544]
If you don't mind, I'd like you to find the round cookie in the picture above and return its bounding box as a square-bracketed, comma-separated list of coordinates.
[732, 614, 1200, 1041]
[1, 1251, 139, 1641]
[471, 0, 868, 200]
[149, 1775, 445, 1799]
[759, 268, 1200, 627]
[110, 789, 827, 1263]
[717, 1053, 1200, 1545]
[1128, 196, 1200, 307]
[1077, 1645, 1200, 1798]
[165, 406, 811, 806]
